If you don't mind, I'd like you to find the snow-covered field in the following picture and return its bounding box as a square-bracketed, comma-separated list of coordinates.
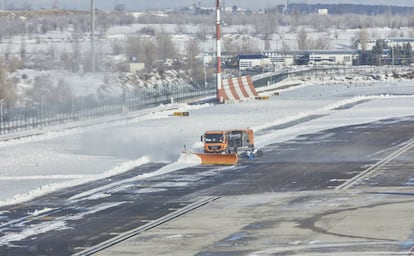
[0, 76, 414, 207]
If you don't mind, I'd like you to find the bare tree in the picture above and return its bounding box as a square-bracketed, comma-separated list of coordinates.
[19, 37, 27, 61]
[297, 28, 308, 50]
[239, 36, 259, 54]
[46, 43, 57, 58]
[254, 12, 278, 36]
[388, 29, 399, 38]
[0, 62, 16, 107]
[409, 29, 414, 38]
[223, 35, 258, 55]
[185, 40, 203, 85]
[8, 57, 21, 73]
[254, 11, 278, 50]
[155, 28, 176, 61]
[70, 33, 82, 72]
[111, 40, 124, 55]
[310, 35, 330, 50]
[175, 24, 187, 34]
[4, 40, 11, 61]
[55, 79, 73, 107]
[26, 75, 72, 111]
[186, 40, 200, 65]
[83, 42, 104, 72]
[278, 32, 290, 56]
[142, 38, 157, 71]
[26, 75, 55, 105]
[125, 36, 142, 62]
[60, 52, 72, 71]
[223, 37, 238, 55]
[358, 28, 369, 52]
[196, 24, 213, 41]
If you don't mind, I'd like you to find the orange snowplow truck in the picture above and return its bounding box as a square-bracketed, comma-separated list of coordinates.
[202, 129, 255, 154]
[195, 129, 256, 165]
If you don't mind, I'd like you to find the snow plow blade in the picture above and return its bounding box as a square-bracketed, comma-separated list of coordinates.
[194, 153, 238, 165]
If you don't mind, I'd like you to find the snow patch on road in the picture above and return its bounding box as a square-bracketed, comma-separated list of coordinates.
[0, 157, 150, 207]
[0, 202, 128, 246]
[0, 221, 68, 246]
[68, 155, 201, 202]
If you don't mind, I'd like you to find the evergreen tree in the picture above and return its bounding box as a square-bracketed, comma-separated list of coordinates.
[370, 40, 387, 66]
[403, 43, 413, 64]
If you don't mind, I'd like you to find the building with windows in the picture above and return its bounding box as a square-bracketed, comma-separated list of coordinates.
[238, 50, 359, 72]
[305, 50, 358, 66]
[359, 38, 414, 51]
[262, 50, 358, 67]
[205, 50, 360, 74]
[238, 54, 267, 71]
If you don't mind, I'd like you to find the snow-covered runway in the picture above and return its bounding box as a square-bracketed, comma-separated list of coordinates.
[1, 79, 414, 207]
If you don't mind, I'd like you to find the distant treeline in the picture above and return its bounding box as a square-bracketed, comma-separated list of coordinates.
[282, 4, 414, 16]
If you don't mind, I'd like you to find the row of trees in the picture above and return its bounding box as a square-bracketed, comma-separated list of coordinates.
[0, 61, 75, 114]
[0, 11, 135, 40]
[0, 8, 412, 43]
[0, 7, 413, 111]
[365, 41, 413, 66]
[144, 8, 414, 34]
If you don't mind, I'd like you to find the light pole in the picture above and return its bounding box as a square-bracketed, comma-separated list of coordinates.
[216, 0, 223, 102]
[0, 99, 4, 133]
[91, 0, 96, 72]
[40, 96, 44, 128]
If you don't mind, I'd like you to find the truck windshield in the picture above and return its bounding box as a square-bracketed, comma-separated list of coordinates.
[205, 134, 224, 143]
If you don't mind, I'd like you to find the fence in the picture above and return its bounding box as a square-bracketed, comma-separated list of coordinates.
[0, 85, 215, 136]
[252, 69, 289, 88]
[1, 65, 411, 136]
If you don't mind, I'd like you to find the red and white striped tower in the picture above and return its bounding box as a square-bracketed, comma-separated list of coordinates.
[216, 0, 224, 103]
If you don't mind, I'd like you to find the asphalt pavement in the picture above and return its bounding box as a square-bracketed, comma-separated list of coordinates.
[1, 116, 414, 255]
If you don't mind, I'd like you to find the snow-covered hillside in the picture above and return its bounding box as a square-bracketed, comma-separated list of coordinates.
[0, 7, 412, 109]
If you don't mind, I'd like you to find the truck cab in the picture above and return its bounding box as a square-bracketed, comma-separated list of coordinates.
[201, 129, 254, 154]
